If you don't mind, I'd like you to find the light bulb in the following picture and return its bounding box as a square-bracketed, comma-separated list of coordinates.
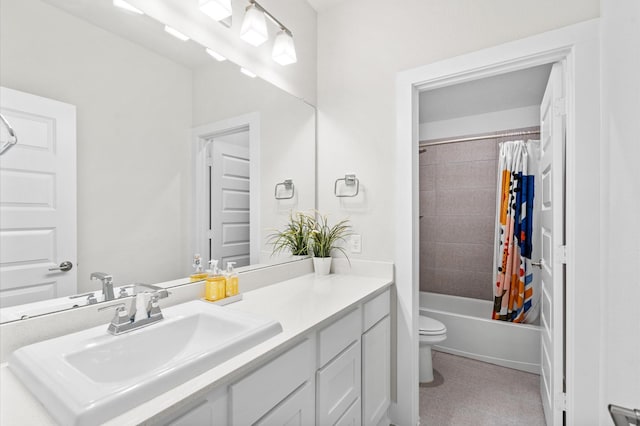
[240, 4, 268, 47]
[164, 26, 189, 42]
[198, 0, 232, 21]
[113, 0, 143, 15]
[205, 48, 227, 62]
[272, 30, 297, 65]
[240, 68, 257, 78]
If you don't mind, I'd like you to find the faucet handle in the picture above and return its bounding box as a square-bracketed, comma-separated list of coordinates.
[98, 302, 131, 325]
[147, 294, 164, 319]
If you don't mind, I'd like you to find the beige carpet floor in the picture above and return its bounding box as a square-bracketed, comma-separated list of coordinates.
[419, 351, 546, 426]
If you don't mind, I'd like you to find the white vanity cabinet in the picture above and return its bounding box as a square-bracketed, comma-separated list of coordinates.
[316, 308, 362, 425]
[165, 387, 227, 426]
[315, 287, 391, 426]
[159, 287, 391, 426]
[229, 338, 315, 425]
[362, 290, 391, 426]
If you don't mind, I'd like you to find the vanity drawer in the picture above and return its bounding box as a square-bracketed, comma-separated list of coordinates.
[317, 307, 361, 367]
[230, 338, 313, 425]
[316, 340, 361, 426]
[363, 289, 390, 332]
[254, 381, 314, 426]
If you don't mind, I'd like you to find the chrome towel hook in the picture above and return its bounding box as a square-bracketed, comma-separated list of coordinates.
[275, 179, 295, 200]
[334, 174, 359, 197]
[0, 113, 18, 156]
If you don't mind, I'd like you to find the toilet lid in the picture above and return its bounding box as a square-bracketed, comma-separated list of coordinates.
[419, 316, 446, 335]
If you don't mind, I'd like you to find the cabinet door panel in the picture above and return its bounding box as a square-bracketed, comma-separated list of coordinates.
[317, 340, 361, 425]
[334, 397, 361, 426]
[230, 339, 313, 425]
[255, 381, 314, 426]
[362, 315, 390, 425]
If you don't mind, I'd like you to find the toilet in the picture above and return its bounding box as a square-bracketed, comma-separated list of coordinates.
[419, 314, 447, 383]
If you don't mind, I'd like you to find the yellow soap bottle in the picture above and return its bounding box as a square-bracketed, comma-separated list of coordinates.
[224, 261, 239, 297]
[204, 259, 227, 302]
[189, 254, 208, 282]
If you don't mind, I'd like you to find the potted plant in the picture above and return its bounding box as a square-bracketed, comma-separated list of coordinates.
[268, 211, 311, 258]
[308, 212, 352, 276]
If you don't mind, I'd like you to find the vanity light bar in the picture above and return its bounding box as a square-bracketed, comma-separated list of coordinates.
[164, 25, 189, 41]
[206, 48, 227, 62]
[113, 0, 144, 15]
[240, 68, 257, 78]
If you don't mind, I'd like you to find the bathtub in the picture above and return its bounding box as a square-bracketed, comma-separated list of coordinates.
[419, 291, 541, 374]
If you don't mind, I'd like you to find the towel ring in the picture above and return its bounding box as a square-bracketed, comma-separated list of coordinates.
[275, 179, 295, 200]
[334, 174, 359, 197]
[0, 113, 18, 156]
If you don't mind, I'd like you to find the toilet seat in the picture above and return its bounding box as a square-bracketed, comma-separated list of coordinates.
[419, 315, 446, 336]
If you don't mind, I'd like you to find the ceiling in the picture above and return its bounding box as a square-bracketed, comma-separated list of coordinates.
[419, 64, 553, 123]
[306, 0, 351, 12]
[43, 0, 214, 69]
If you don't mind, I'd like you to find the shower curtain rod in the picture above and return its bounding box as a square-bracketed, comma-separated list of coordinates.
[419, 129, 540, 151]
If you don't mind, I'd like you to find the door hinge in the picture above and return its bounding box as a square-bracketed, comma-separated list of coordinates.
[554, 98, 567, 117]
[556, 245, 568, 264]
[206, 156, 213, 167]
[556, 392, 567, 411]
[207, 229, 214, 239]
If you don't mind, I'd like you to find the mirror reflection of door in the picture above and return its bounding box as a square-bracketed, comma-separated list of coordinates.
[208, 129, 251, 268]
[0, 87, 77, 308]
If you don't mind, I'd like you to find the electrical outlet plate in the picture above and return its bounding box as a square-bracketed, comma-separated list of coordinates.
[351, 234, 362, 254]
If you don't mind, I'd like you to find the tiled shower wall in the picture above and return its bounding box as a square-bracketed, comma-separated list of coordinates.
[419, 127, 539, 300]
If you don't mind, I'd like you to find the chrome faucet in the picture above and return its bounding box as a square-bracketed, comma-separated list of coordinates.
[98, 284, 170, 335]
[90, 272, 114, 301]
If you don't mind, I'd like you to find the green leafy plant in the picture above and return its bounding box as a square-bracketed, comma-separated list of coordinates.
[268, 211, 311, 256]
[308, 213, 352, 259]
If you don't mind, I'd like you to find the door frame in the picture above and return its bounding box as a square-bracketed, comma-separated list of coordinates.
[192, 112, 260, 266]
[394, 19, 601, 426]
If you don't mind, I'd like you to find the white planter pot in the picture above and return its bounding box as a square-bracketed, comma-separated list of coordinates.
[313, 257, 332, 276]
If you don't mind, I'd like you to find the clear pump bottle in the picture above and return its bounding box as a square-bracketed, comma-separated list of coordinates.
[204, 259, 227, 301]
[224, 261, 239, 297]
[189, 254, 208, 282]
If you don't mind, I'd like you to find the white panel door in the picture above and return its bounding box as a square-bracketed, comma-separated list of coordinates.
[0, 87, 77, 307]
[539, 63, 566, 426]
[210, 139, 250, 268]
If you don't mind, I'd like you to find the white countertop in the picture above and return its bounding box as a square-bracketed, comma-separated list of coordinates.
[0, 272, 392, 426]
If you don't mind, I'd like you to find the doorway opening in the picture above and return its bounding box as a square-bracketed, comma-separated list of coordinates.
[395, 21, 600, 426]
[416, 62, 565, 425]
[192, 112, 261, 270]
[206, 128, 251, 268]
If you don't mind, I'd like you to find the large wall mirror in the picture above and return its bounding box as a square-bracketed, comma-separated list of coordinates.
[0, 0, 316, 323]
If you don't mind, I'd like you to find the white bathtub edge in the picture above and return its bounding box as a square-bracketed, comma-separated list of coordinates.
[433, 346, 540, 374]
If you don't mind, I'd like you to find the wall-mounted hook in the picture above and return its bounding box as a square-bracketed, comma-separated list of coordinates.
[334, 174, 359, 197]
[275, 179, 295, 200]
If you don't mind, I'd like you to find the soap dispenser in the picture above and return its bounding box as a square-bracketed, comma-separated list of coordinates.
[205, 259, 226, 302]
[224, 261, 239, 297]
[190, 254, 208, 282]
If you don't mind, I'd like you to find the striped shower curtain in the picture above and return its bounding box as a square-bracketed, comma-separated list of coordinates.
[492, 141, 537, 323]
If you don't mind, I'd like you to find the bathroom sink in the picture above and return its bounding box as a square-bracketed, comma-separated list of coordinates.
[8, 300, 282, 426]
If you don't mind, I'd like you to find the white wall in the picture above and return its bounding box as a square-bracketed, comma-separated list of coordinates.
[316, 0, 599, 262]
[192, 61, 316, 259]
[419, 105, 540, 141]
[317, 1, 600, 424]
[128, 0, 318, 105]
[0, 0, 193, 292]
[600, 0, 640, 421]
